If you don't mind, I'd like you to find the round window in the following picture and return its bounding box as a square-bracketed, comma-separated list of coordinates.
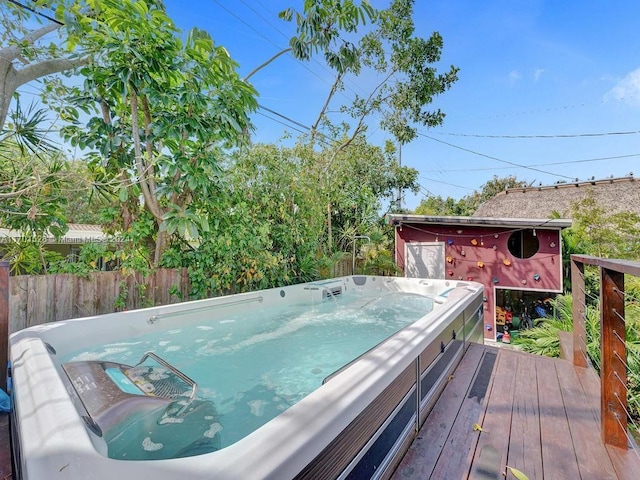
[507, 229, 539, 259]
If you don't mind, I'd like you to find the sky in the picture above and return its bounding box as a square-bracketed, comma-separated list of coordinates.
[13, 0, 640, 211]
[159, 0, 640, 211]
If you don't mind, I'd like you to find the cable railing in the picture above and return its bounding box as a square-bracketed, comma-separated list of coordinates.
[571, 255, 640, 454]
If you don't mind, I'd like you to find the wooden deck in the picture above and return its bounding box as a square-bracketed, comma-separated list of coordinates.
[1, 412, 11, 479]
[393, 342, 640, 480]
[2, 343, 639, 480]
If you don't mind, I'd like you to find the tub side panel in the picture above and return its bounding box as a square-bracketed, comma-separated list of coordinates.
[293, 363, 416, 480]
[463, 295, 484, 344]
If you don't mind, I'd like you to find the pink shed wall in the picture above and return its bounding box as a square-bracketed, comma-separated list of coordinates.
[394, 224, 564, 339]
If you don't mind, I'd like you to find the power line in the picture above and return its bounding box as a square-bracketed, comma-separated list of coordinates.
[239, 0, 291, 42]
[212, 0, 353, 101]
[418, 132, 575, 180]
[255, 111, 308, 137]
[6, 0, 63, 25]
[420, 153, 640, 173]
[258, 104, 311, 132]
[433, 129, 640, 139]
[471, 99, 607, 120]
[256, 105, 337, 149]
[419, 176, 474, 191]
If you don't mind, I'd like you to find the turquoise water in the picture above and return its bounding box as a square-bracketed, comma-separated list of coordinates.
[62, 290, 434, 453]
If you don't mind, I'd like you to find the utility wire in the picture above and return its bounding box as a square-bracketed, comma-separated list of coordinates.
[255, 111, 307, 137]
[418, 132, 575, 180]
[212, 0, 353, 103]
[258, 104, 311, 133]
[419, 176, 474, 191]
[6, 0, 63, 25]
[434, 129, 640, 139]
[420, 153, 640, 173]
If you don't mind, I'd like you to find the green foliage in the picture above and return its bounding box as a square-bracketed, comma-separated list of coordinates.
[61, 160, 108, 224]
[0, 99, 70, 239]
[0, 235, 64, 274]
[162, 195, 292, 299]
[47, 0, 258, 266]
[3, 0, 445, 299]
[279, 0, 458, 144]
[515, 294, 640, 427]
[568, 192, 640, 260]
[514, 295, 576, 357]
[414, 195, 471, 216]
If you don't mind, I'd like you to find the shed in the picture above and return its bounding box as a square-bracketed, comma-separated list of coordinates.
[387, 214, 572, 340]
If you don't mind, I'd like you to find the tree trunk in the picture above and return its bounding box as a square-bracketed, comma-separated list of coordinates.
[154, 228, 168, 267]
[0, 54, 18, 131]
[327, 201, 332, 251]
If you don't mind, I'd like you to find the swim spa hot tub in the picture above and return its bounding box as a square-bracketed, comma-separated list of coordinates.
[9, 276, 483, 480]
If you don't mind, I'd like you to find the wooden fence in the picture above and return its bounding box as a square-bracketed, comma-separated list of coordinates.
[8, 268, 189, 335]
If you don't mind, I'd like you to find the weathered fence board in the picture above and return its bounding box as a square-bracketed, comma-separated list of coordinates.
[76, 274, 97, 319]
[8, 268, 190, 334]
[9, 276, 26, 334]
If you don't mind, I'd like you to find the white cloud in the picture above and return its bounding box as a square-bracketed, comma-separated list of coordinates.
[606, 67, 640, 106]
[533, 69, 545, 82]
[508, 70, 521, 85]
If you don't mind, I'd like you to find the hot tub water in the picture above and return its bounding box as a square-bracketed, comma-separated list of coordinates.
[62, 290, 434, 456]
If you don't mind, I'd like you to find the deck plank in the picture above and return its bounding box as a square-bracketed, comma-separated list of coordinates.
[391, 343, 488, 479]
[527, 355, 582, 480]
[0, 412, 11, 479]
[428, 347, 497, 479]
[606, 444, 640, 480]
[467, 349, 517, 480]
[507, 350, 543, 479]
[555, 360, 618, 479]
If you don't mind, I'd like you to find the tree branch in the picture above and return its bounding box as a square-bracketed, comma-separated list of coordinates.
[328, 69, 396, 165]
[311, 71, 343, 139]
[129, 86, 162, 221]
[14, 55, 90, 86]
[4, 22, 61, 59]
[244, 47, 292, 81]
[140, 94, 157, 195]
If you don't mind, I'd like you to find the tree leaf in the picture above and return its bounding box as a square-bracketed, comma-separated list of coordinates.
[506, 466, 529, 480]
[473, 423, 488, 433]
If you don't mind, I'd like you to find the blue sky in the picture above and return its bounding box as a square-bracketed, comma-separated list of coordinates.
[161, 0, 640, 211]
[14, 1, 639, 211]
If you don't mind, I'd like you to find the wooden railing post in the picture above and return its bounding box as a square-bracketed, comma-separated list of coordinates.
[571, 257, 587, 368]
[0, 260, 9, 392]
[600, 266, 627, 449]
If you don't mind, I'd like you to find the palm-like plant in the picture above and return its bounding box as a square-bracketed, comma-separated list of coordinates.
[514, 295, 574, 357]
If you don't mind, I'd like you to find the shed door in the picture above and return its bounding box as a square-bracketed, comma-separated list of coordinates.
[405, 242, 446, 279]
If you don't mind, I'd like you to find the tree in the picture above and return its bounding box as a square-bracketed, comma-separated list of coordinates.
[48, 0, 257, 267]
[462, 175, 530, 214]
[274, 0, 458, 248]
[0, 100, 67, 237]
[0, 0, 90, 131]
[414, 195, 470, 216]
[413, 175, 529, 216]
[567, 192, 640, 259]
[276, 0, 458, 146]
[164, 136, 418, 297]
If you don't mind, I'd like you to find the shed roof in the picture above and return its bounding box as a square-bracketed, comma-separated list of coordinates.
[0, 224, 108, 244]
[474, 176, 640, 218]
[387, 214, 572, 230]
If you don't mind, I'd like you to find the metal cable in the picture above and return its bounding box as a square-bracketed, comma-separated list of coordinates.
[613, 370, 630, 393]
